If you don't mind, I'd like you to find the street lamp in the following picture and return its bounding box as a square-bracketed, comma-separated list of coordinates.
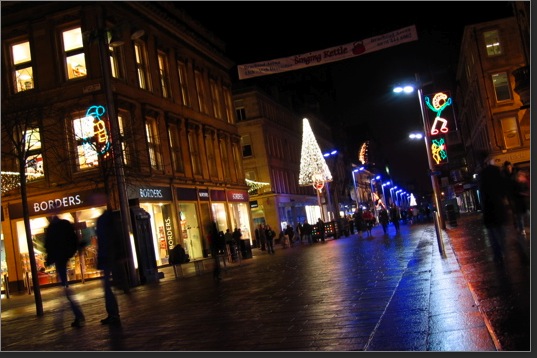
[381, 181, 390, 207]
[393, 73, 446, 257]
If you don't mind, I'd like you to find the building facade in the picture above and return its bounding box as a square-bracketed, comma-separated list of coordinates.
[454, 15, 530, 211]
[1, 2, 252, 292]
[234, 86, 342, 238]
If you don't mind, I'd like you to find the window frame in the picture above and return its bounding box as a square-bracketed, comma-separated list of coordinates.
[10, 39, 34, 93]
[61, 26, 87, 80]
[491, 72, 512, 102]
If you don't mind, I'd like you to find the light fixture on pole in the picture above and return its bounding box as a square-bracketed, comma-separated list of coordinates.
[393, 73, 446, 257]
[381, 181, 390, 207]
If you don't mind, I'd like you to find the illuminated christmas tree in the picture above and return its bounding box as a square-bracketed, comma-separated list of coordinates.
[298, 118, 332, 187]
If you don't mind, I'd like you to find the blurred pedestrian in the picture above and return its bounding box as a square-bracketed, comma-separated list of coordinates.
[95, 209, 122, 325]
[389, 203, 401, 234]
[478, 155, 509, 258]
[302, 221, 313, 244]
[378, 205, 390, 234]
[285, 224, 295, 247]
[265, 225, 276, 254]
[208, 222, 221, 281]
[353, 209, 364, 238]
[511, 169, 530, 238]
[44, 212, 85, 328]
[255, 224, 266, 251]
[362, 209, 375, 236]
[317, 218, 325, 243]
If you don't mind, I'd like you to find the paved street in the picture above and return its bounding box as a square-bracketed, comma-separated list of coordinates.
[1, 213, 530, 351]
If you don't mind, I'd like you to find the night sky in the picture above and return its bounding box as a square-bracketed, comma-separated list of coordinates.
[178, 1, 515, 193]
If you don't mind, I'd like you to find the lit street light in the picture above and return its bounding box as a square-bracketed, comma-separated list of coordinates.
[381, 181, 391, 207]
[393, 73, 446, 257]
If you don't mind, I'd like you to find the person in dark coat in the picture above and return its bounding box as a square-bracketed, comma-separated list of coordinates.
[44, 214, 85, 327]
[316, 218, 325, 242]
[478, 156, 509, 259]
[95, 209, 122, 325]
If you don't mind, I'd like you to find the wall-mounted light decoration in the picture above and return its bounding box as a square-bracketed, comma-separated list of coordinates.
[424, 91, 452, 135]
[83, 105, 111, 157]
[430, 137, 448, 165]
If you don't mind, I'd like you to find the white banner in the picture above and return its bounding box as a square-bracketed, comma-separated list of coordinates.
[238, 25, 418, 80]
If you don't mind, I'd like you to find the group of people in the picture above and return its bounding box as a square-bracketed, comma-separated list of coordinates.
[479, 157, 530, 251]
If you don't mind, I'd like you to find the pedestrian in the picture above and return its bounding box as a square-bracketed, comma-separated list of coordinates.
[511, 169, 530, 238]
[378, 206, 390, 234]
[302, 221, 313, 244]
[44, 212, 85, 328]
[285, 224, 295, 247]
[389, 203, 401, 234]
[255, 224, 266, 251]
[265, 225, 276, 254]
[208, 222, 221, 281]
[95, 209, 123, 325]
[353, 209, 364, 238]
[478, 154, 509, 259]
[296, 222, 303, 243]
[316, 218, 325, 242]
[362, 209, 375, 236]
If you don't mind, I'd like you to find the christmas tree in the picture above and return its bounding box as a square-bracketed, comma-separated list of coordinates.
[298, 118, 332, 187]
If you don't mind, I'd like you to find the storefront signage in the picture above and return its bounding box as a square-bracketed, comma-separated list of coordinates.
[211, 190, 226, 201]
[8, 190, 107, 219]
[250, 200, 258, 208]
[198, 189, 209, 201]
[136, 187, 172, 201]
[227, 190, 249, 202]
[176, 187, 197, 201]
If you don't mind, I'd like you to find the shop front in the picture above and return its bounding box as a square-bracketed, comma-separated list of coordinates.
[2, 189, 108, 291]
[130, 186, 177, 266]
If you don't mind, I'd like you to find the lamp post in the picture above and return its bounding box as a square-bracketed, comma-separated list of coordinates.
[389, 185, 398, 206]
[381, 181, 390, 207]
[393, 73, 446, 257]
[94, 14, 139, 285]
[351, 168, 359, 208]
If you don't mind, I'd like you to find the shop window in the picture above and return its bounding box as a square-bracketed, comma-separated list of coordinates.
[134, 41, 151, 91]
[483, 29, 502, 57]
[62, 27, 87, 80]
[500, 117, 521, 149]
[492, 72, 511, 102]
[145, 117, 162, 171]
[177, 60, 190, 107]
[11, 40, 34, 93]
[158, 50, 171, 98]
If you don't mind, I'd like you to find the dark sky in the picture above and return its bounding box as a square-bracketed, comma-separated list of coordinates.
[178, 1, 515, 194]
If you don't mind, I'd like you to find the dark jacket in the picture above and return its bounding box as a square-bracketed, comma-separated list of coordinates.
[95, 210, 122, 270]
[44, 216, 78, 266]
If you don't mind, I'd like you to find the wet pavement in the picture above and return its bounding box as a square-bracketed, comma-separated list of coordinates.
[1, 212, 530, 351]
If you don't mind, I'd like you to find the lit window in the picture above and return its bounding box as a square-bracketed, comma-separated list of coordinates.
[210, 79, 222, 119]
[177, 61, 190, 107]
[492, 72, 511, 102]
[109, 44, 125, 79]
[73, 113, 104, 170]
[145, 117, 162, 170]
[501, 117, 521, 149]
[62, 27, 87, 79]
[187, 125, 202, 176]
[194, 70, 209, 114]
[158, 51, 171, 98]
[23, 128, 44, 179]
[223, 86, 234, 124]
[168, 123, 184, 174]
[11, 41, 34, 92]
[241, 135, 253, 157]
[484, 30, 502, 56]
[118, 112, 131, 166]
[134, 41, 151, 90]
